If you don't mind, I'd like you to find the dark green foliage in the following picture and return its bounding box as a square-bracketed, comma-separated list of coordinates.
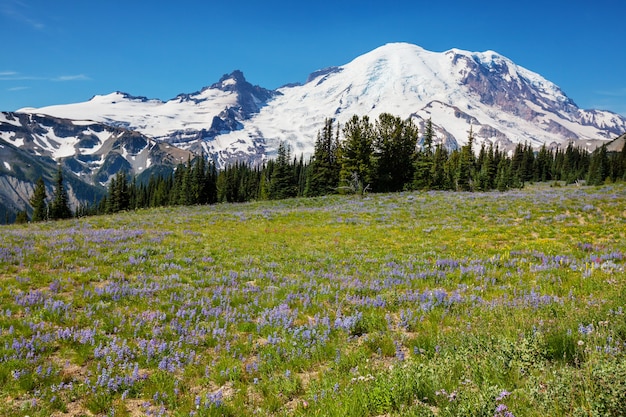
[30, 177, 48, 222]
[372, 113, 419, 192]
[14, 210, 29, 224]
[12, 112, 622, 225]
[587, 145, 609, 185]
[106, 170, 130, 213]
[339, 115, 375, 191]
[217, 162, 260, 203]
[429, 144, 449, 190]
[456, 126, 476, 191]
[269, 142, 298, 200]
[535, 144, 553, 182]
[305, 118, 341, 196]
[556, 143, 590, 183]
[49, 167, 73, 220]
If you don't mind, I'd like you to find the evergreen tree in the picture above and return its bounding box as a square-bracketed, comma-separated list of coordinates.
[258, 162, 271, 200]
[306, 118, 340, 196]
[269, 142, 297, 199]
[535, 144, 553, 182]
[496, 157, 511, 191]
[339, 115, 374, 192]
[619, 140, 626, 181]
[475, 143, 495, 191]
[15, 210, 28, 224]
[521, 143, 535, 183]
[587, 145, 609, 185]
[509, 143, 525, 188]
[49, 167, 73, 220]
[105, 171, 130, 213]
[372, 113, 418, 192]
[30, 177, 48, 222]
[444, 150, 460, 191]
[205, 160, 218, 204]
[413, 119, 435, 190]
[456, 126, 475, 191]
[561, 143, 590, 183]
[117, 171, 130, 211]
[428, 144, 448, 190]
[193, 156, 207, 204]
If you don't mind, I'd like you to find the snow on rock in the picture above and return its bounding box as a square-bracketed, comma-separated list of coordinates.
[15, 43, 626, 165]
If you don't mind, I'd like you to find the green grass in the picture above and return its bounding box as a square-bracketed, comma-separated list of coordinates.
[0, 183, 625, 416]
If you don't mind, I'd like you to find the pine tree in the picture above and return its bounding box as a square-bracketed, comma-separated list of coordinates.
[339, 115, 374, 192]
[521, 143, 535, 183]
[587, 145, 609, 185]
[496, 158, 511, 191]
[535, 144, 552, 182]
[475, 144, 495, 191]
[372, 113, 418, 192]
[30, 177, 48, 222]
[430, 144, 449, 190]
[456, 126, 475, 191]
[49, 167, 73, 220]
[306, 118, 340, 196]
[413, 119, 435, 190]
[445, 150, 460, 191]
[269, 142, 297, 200]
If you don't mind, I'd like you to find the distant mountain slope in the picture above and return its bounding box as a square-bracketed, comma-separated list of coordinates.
[606, 133, 626, 153]
[1, 111, 193, 184]
[18, 71, 279, 165]
[0, 111, 194, 221]
[0, 136, 104, 222]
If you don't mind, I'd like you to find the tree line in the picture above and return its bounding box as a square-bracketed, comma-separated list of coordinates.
[22, 113, 626, 223]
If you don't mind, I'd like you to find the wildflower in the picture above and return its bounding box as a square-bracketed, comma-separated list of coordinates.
[496, 390, 511, 401]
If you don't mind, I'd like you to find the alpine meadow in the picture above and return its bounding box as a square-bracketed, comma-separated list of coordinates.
[1, 182, 626, 416]
[2, 36, 626, 417]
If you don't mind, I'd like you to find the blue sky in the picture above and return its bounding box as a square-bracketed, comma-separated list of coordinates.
[1, 0, 625, 116]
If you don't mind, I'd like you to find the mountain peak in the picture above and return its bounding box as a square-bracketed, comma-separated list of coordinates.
[11, 42, 626, 170]
[211, 70, 248, 91]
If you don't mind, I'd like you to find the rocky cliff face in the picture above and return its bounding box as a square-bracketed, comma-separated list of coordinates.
[0, 111, 196, 221]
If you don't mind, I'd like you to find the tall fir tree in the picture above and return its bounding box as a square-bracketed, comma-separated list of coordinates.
[269, 142, 297, 200]
[429, 144, 449, 190]
[587, 145, 609, 185]
[535, 144, 553, 182]
[415, 118, 435, 190]
[49, 167, 73, 220]
[456, 126, 475, 191]
[30, 176, 48, 222]
[305, 118, 341, 196]
[339, 115, 374, 192]
[372, 113, 418, 192]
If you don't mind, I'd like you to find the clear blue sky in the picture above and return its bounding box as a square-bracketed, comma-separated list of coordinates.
[1, 0, 625, 116]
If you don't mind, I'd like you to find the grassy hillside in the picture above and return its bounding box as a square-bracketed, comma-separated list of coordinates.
[1, 184, 625, 416]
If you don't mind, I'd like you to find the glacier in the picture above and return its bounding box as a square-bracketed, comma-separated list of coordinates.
[16, 42, 626, 167]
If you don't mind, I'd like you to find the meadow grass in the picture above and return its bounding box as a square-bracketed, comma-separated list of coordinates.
[1, 183, 625, 416]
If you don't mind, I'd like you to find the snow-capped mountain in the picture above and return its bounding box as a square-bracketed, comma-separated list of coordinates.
[18, 70, 279, 165]
[12, 42, 626, 166]
[222, 43, 625, 158]
[19, 43, 626, 166]
[0, 112, 193, 183]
